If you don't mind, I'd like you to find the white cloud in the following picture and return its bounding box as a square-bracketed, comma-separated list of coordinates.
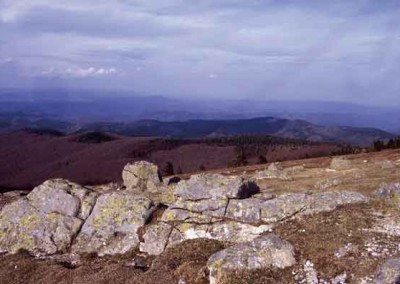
[40, 67, 117, 78]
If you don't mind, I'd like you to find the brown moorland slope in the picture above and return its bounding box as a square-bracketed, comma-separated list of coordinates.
[0, 131, 341, 191]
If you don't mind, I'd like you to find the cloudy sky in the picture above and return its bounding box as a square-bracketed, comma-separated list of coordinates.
[1, 0, 400, 105]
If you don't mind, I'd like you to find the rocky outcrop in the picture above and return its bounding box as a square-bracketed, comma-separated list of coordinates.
[122, 161, 163, 193]
[375, 258, 400, 284]
[139, 172, 368, 255]
[0, 161, 371, 264]
[207, 234, 296, 284]
[72, 192, 154, 256]
[0, 179, 94, 256]
[164, 191, 368, 226]
[138, 174, 274, 255]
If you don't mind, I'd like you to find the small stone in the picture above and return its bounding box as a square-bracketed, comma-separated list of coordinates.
[375, 258, 400, 284]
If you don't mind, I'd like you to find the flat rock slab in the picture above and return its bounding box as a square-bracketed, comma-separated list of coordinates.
[174, 174, 259, 201]
[73, 192, 154, 256]
[207, 234, 296, 284]
[226, 191, 369, 224]
[140, 220, 272, 255]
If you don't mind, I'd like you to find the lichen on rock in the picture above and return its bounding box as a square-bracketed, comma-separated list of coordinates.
[72, 191, 155, 256]
[207, 234, 296, 284]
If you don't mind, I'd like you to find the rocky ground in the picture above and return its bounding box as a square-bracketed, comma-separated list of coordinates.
[0, 149, 399, 284]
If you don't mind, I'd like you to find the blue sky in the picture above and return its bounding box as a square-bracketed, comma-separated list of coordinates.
[1, 0, 400, 105]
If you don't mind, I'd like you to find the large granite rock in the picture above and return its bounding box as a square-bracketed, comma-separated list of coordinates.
[27, 179, 98, 220]
[73, 192, 154, 256]
[174, 174, 259, 201]
[375, 258, 400, 284]
[207, 234, 296, 284]
[0, 179, 94, 256]
[122, 161, 162, 193]
[166, 174, 259, 223]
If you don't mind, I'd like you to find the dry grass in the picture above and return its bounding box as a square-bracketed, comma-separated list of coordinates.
[0, 239, 225, 284]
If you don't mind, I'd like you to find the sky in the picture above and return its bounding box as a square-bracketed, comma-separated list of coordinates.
[1, 0, 400, 105]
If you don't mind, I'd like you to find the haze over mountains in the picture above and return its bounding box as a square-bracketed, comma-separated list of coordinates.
[0, 89, 397, 146]
[1, 89, 400, 132]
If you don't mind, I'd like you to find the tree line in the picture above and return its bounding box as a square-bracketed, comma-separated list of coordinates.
[373, 137, 400, 151]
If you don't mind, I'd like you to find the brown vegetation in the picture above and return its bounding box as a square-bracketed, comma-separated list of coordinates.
[0, 132, 340, 191]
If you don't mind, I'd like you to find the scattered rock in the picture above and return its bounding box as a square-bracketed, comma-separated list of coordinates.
[303, 260, 318, 284]
[314, 178, 341, 190]
[124, 253, 152, 270]
[122, 161, 162, 193]
[284, 165, 305, 175]
[375, 183, 400, 199]
[331, 272, 347, 284]
[330, 157, 352, 170]
[255, 163, 291, 180]
[335, 243, 357, 258]
[375, 258, 400, 284]
[207, 234, 296, 284]
[375, 160, 397, 169]
[73, 192, 154, 256]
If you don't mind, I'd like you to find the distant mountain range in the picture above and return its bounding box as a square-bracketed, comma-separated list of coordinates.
[82, 117, 393, 146]
[0, 89, 397, 146]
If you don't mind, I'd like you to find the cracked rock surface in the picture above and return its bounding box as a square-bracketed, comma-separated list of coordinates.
[72, 192, 154, 256]
[207, 234, 296, 284]
[0, 179, 92, 256]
